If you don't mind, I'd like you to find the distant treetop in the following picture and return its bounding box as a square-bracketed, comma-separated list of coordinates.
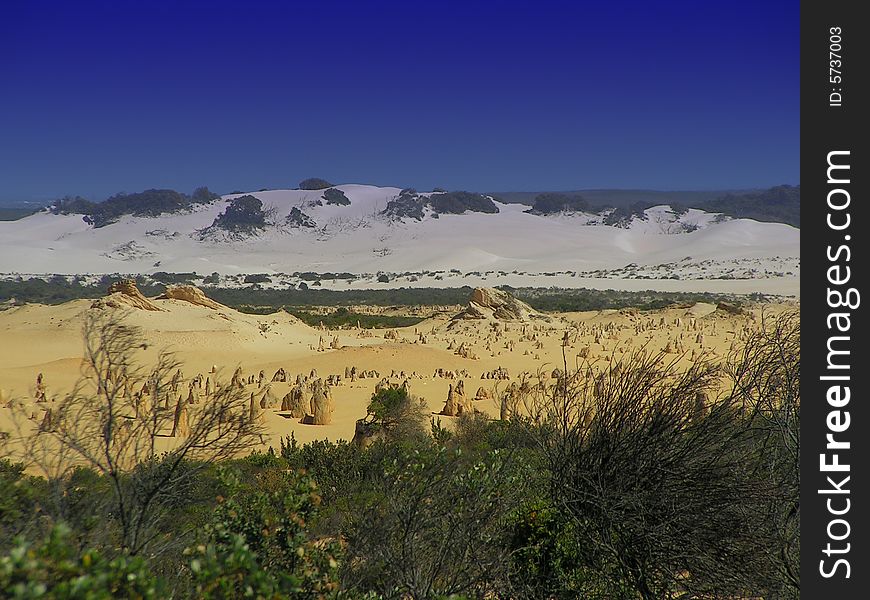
[526, 193, 590, 215]
[299, 178, 334, 190]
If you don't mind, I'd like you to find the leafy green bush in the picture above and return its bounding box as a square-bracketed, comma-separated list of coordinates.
[342, 445, 522, 598]
[188, 466, 342, 599]
[508, 501, 621, 599]
[0, 523, 164, 599]
[0, 461, 46, 549]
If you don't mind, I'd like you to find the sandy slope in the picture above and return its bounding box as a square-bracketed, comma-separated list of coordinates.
[0, 291, 797, 454]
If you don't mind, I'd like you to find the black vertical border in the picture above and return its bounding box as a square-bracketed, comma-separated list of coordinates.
[801, 1, 868, 597]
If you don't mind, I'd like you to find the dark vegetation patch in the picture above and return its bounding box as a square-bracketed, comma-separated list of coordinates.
[298, 177, 334, 190]
[519, 185, 800, 228]
[322, 188, 350, 206]
[50, 187, 220, 228]
[525, 193, 590, 215]
[0, 278, 770, 313]
[704, 185, 800, 227]
[0, 207, 40, 221]
[428, 191, 499, 214]
[382, 189, 500, 220]
[150, 272, 199, 285]
[601, 200, 654, 226]
[208, 195, 266, 233]
[381, 188, 426, 220]
[287, 206, 316, 227]
[288, 307, 425, 329]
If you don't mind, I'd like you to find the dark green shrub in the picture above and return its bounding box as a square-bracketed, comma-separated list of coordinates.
[211, 195, 266, 232]
[322, 188, 351, 206]
[299, 178, 334, 190]
[526, 192, 589, 215]
[188, 466, 342, 599]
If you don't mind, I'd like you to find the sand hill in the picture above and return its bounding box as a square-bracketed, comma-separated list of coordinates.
[0, 185, 799, 296]
[0, 286, 797, 455]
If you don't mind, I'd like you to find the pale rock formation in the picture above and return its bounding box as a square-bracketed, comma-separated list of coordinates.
[170, 395, 190, 437]
[302, 380, 333, 425]
[282, 385, 308, 418]
[249, 392, 265, 425]
[441, 383, 459, 417]
[259, 386, 279, 409]
[92, 280, 163, 311]
[35, 373, 47, 402]
[186, 386, 199, 405]
[453, 287, 549, 322]
[157, 285, 225, 309]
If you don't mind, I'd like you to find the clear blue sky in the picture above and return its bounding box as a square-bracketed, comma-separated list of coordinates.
[0, 0, 799, 202]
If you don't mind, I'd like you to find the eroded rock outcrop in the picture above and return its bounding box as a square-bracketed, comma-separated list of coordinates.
[92, 280, 163, 311]
[453, 287, 547, 322]
[302, 380, 334, 425]
[157, 285, 224, 310]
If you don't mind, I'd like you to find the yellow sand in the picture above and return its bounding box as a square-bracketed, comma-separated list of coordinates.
[0, 297, 797, 452]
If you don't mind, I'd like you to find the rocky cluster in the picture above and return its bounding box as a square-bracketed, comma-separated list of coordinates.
[157, 285, 225, 310]
[92, 280, 163, 311]
[453, 287, 547, 322]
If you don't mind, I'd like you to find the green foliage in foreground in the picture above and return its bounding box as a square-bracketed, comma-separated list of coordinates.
[0, 523, 164, 599]
[187, 466, 342, 599]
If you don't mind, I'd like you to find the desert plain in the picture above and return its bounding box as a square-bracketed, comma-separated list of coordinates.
[0, 281, 797, 454]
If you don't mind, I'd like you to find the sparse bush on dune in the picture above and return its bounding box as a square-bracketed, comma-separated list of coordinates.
[49, 195, 96, 216]
[299, 177, 334, 190]
[428, 191, 499, 214]
[322, 187, 351, 205]
[48, 187, 223, 228]
[209, 194, 267, 233]
[525, 192, 590, 215]
[191, 186, 220, 205]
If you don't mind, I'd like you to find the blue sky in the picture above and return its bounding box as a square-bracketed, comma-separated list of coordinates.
[0, 0, 799, 202]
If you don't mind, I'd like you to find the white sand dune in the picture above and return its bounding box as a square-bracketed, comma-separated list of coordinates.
[0, 185, 798, 295]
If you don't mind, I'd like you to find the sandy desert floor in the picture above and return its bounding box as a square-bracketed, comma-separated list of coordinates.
[0, 286, 797, 457]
